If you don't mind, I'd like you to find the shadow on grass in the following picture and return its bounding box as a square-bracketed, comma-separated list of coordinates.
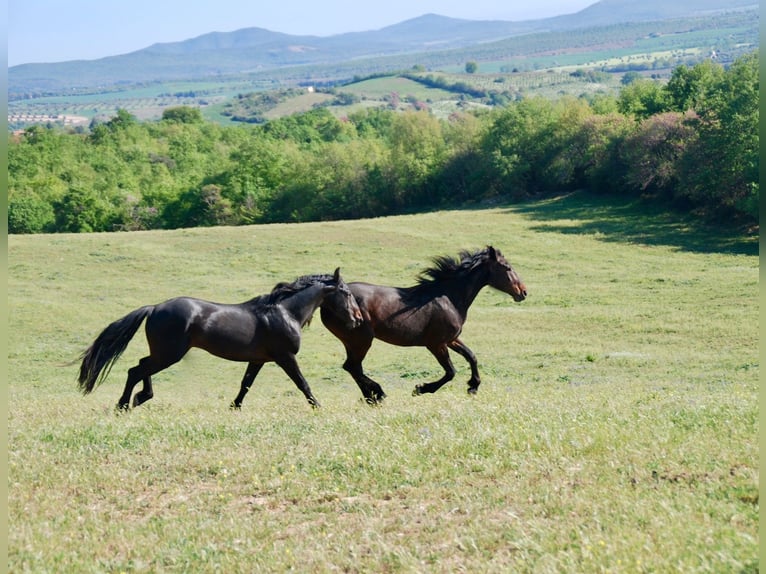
[507, 191, 758, 256]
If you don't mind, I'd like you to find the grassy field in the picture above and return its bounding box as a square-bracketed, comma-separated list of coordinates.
[8, 193, 758, 572]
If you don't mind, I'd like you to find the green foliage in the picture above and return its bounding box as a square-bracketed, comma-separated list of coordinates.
[53, 186, 113, 233]
[617, 78, 669, 118]
[621, 112, 697, 200]
[7, 52, 759, 233]
[664, 59, 725, 112]
[620, 71, 643, 85]
[162, 105, 204, 123]
[677, 51, 760, 219]
[8, 192, 55, 234]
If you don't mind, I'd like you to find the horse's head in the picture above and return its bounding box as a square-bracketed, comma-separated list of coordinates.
[324, 268, 363, 328]
[485, 246, 527, 302]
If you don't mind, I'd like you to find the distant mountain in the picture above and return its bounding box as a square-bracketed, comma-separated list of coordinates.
[8, 0, 756, 95]
[552, 0, 757, 27]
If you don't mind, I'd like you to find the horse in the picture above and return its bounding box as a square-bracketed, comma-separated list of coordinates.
[77, 268, 363, 410]
[319, 247, 527, 404]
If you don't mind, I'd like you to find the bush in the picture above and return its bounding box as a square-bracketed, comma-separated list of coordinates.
[8, 193, 55, 234]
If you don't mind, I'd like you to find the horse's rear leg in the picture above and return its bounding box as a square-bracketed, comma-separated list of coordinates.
[118, 353, 182, 410]
[342, 341, 386, 404]
[413, 344, 456, 396]
[275, 354, 320, 408]
[117, 357, 151, 410]
[448, 339, 481, 394]
[230, 362, 264, 410]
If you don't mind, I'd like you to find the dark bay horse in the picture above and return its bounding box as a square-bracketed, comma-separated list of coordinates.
[78, 269, 362, 410]
[320, 247, 527, 403]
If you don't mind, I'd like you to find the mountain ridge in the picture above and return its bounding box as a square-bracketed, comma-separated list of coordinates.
[9, 0, 756, 94]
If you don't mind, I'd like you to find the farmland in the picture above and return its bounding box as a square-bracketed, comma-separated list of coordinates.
[8, 7, 758, 129]
[8, 193, 758, 572]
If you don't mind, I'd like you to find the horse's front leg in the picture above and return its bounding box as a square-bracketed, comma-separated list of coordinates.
[342, 341, 387, 405]
[448, 339, 481, 394]
[230, 361, 264, 410]
[274, 354, 321, 408]
[413, 344, 456, 396]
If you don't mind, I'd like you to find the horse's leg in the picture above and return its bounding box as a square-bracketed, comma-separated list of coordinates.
[274, 354, 321, 408]
[342, 339, 387, 404]
[322, 310, 386, 404]
[230, 362, 264, 410]
[119, 346, 188, 410]
[448, 339, 481, 394]
[412, 344, 456, 396]
[117, 358, 149, 410]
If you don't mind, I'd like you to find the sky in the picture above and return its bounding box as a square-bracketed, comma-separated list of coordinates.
[8, 0, 596, 67]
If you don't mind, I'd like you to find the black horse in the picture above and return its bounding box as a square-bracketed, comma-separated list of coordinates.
[320, 247, 527, 403]
[78, 269, 362, 410]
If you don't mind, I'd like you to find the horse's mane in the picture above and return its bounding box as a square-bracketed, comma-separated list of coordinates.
[414, 247, 496, 287]
[250, 274, 335, 307]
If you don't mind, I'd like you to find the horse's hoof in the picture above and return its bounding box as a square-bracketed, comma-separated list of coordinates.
[412, 386, 423, 396]
[229, 403, 242, 411]
[467, 387, 479, 395]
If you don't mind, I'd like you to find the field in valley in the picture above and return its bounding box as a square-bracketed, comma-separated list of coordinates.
[7, 193, 759, 572]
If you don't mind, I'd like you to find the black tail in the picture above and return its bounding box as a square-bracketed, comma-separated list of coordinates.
[77, 306, 154, 394]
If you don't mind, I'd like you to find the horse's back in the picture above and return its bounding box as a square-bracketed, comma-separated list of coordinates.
[152, 296, 307, 361]
[146, 297, 251, 341]
[148, 296, 210, 326]
[348, 282, 457, 346]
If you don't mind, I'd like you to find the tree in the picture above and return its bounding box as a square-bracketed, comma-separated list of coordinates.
[106, 108, 137, 131]
[621, 71, 643, 85]
[677, 51, 759, 219]
[574, 112, 635, 195]
[664, 59, 724, 112]
[387, 111, 446, 206]
[621, 112, 697, 200]
[53, 186, 111, 233]
[162, 106, 204, 123]
[8, 193, 55, 234]
[479, 97, 562, 196]
[617, 78, 669, 118]
[465, 61, 478, 74]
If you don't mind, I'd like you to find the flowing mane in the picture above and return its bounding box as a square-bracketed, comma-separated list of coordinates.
[250, 273, 335, 307]
[414, 248, 494, 287]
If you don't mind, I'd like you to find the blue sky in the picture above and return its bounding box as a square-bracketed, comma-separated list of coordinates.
[9, 0, 596, 66]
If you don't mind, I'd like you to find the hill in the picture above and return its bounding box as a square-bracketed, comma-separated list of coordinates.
[8, 0, 755, 95]
[8, 195, 759, 571]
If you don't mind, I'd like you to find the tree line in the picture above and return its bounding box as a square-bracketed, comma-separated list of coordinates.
[8, 51, 758, 234]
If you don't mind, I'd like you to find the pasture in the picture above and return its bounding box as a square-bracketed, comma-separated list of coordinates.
[8, 193, 758, 572]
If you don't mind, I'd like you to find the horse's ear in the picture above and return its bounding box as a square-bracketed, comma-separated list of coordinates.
[333, 267, 341, 281]
[488, 246, 497, 260]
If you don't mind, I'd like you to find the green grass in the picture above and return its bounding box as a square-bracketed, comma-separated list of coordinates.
[8, 193, 758, 572]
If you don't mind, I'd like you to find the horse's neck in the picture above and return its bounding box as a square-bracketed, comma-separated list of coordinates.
[281, 284, 326, 326]
[443, 266, 489, 317]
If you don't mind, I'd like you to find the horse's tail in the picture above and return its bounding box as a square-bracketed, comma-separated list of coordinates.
[77, 306, 154, 394]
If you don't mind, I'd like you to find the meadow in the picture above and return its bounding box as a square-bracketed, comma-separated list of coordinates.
[7, 193, 759, 572]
